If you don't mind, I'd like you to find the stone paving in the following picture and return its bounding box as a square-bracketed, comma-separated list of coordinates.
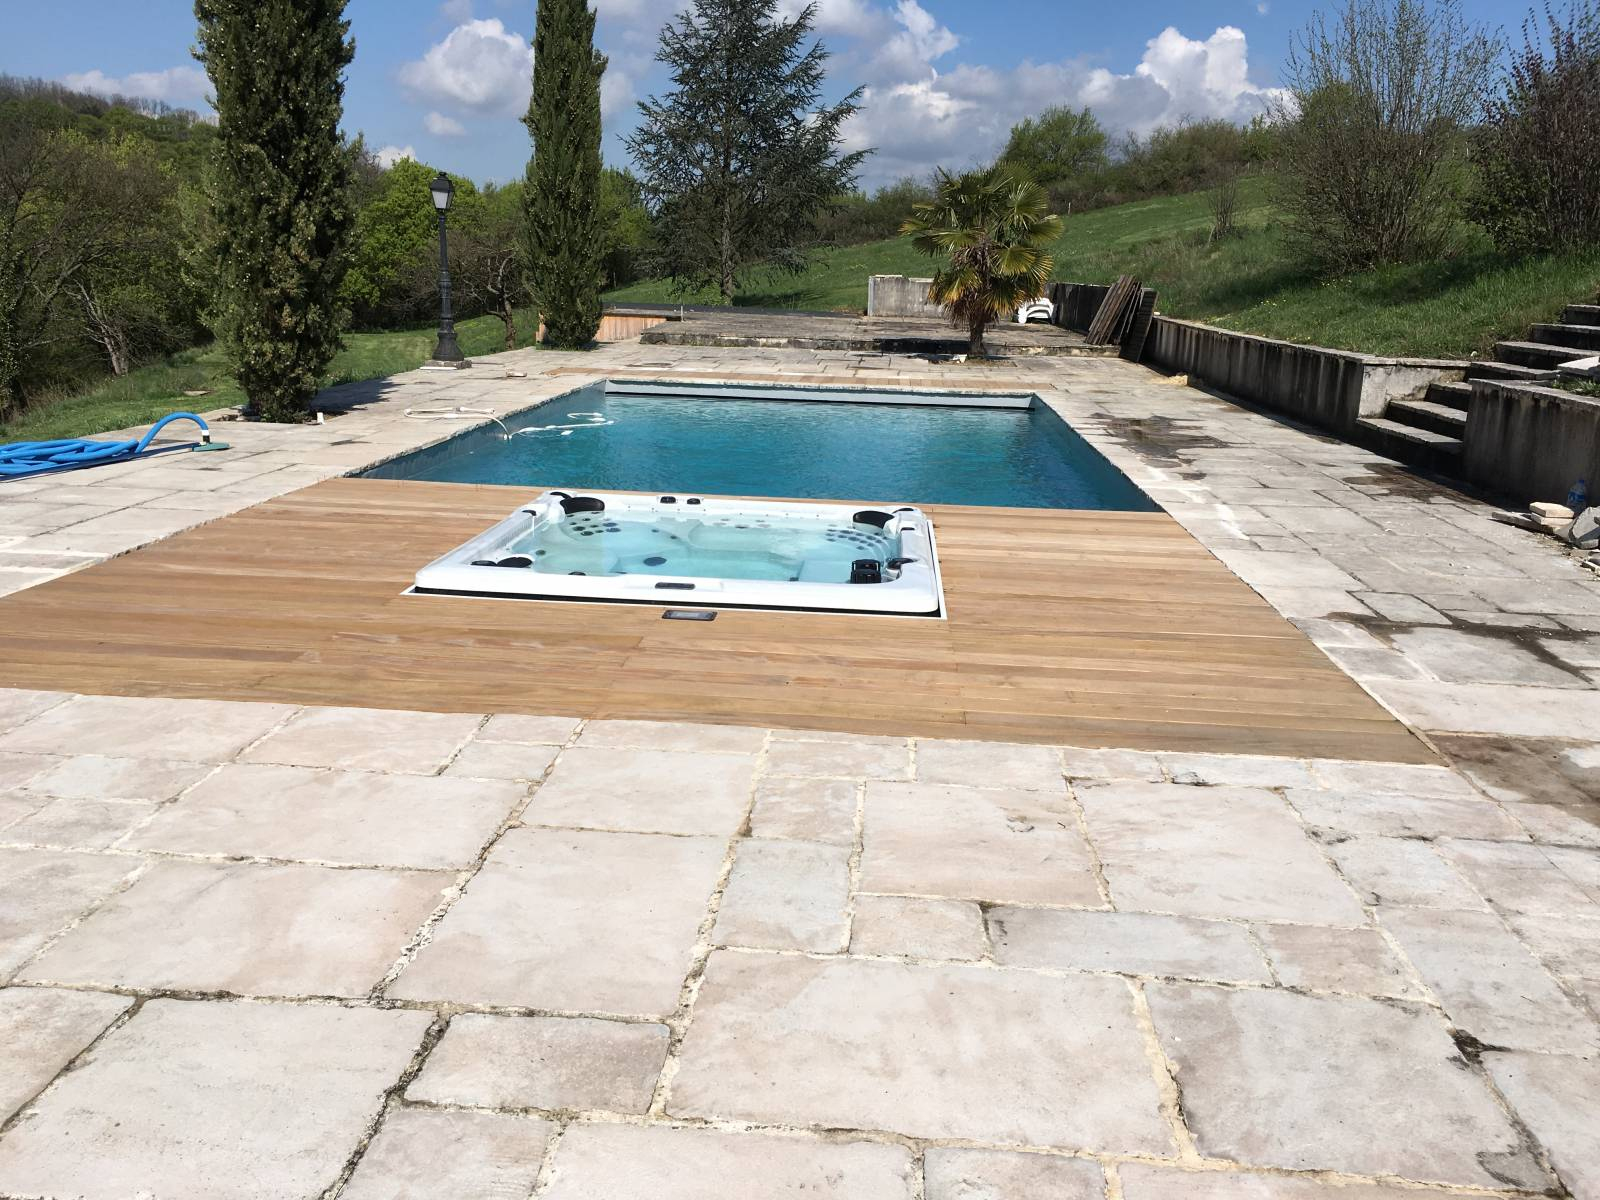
[3, 337, 1600, 1193]
[0, 691, 1595, 1197]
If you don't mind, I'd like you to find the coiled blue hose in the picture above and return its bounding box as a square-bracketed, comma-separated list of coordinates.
[0, 412, 216, 480]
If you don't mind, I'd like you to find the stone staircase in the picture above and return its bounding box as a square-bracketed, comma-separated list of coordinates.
[1355, 297, 1597, 473]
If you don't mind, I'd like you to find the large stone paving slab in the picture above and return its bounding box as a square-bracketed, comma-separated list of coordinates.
[539, 1123, 915, 1199]
[1145, 984, 1546, 1188]
[0, 695, 292, 762]
[670, 952, 1173, 1152]
[1117, 1165, 1490, 1198]
[1078, 784, 1365, 924]
[0, 986, 130, 1122]
[341, 1107, 552, 1200]
[914, 739, 1065, 791]
[407, 1012, 668, 1112]
[713, 838, 851, 952]
[127, 763, 525, 869]
[0, 847, 140, 980]
[1285, 788, 1524, 841]
[389, 827, 725, 1016]
[240, 705, 483, 773]
[749, 776, 858, 844]
[1485, 1051, 1600, 1200]
[0, 690, 69, 734]
[922, 1148, 1104, 1199]
[527, 747, 755, 836]
[989, 907, 1270, 983]
[859, 782, 1102, 906]
[0, 998, 432, 1200]
[1380, 908, 1598, 1053]
[15, 753, 211, 801]
[22, 860, 446, 997]
[1253, 924, 1419, 998]
[849, 895, 988, 960]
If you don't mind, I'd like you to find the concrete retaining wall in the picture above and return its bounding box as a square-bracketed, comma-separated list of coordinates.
[867, 275, 946, 319]
[1047, 282, 1111, 333]
[1144, 316, 1462, 434]
[1464, 380, 1600, 503]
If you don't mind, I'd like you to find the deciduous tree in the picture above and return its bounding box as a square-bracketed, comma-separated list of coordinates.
[1273, 0, 1498, 272]
[999, 107, 1108, 186]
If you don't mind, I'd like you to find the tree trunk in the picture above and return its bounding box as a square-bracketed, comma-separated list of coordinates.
[968, 315, 988, 358]
[497, 295, 517, 351]
[720, 198, 735, 305]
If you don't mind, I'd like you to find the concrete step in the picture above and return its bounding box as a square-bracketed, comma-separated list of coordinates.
[1388, 398, 1467, 436]
[1355, 416, 1463, 475]
[1467, 360, 1561, 382]
[1424, 380, 1473, 410]
[1495, 340, 1594, 369]
[1563, 304, 1600, 325]
[1530, 323, 1600, 352]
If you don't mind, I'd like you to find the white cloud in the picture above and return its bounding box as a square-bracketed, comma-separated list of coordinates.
[399, 18, 532, 116]
[841, 22, 1282, 187]
[424, 110, 467, 137]
[62, 66, 209, 107]
[375, 144, 417, 168]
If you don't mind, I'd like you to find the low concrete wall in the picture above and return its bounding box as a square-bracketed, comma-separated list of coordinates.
[867, 275, 945, 319]
[1047, 282, 1110, 333]
[1464, 380, 1600, 503]
[1144, 316, 1462, 434]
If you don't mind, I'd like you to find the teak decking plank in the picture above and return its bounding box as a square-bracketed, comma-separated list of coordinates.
[0, 478, 1432, 762]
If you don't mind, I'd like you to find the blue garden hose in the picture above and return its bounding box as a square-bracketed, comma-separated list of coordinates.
[0, 412, 227, 480]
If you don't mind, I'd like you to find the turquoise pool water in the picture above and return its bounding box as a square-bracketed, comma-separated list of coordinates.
[364, 383, 1156, 511]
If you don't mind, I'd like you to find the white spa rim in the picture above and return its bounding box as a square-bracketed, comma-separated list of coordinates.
[411, 490, 946, 617]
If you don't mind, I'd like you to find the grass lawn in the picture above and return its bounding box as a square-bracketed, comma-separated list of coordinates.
[606, 175, 1600, 360]
[2, 307, 541, 444]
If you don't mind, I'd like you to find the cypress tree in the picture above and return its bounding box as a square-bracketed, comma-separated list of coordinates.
[194, 0, 355, 422]
[523, 0, 607, 348]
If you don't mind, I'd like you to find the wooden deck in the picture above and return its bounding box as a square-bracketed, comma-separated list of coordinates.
[0, 478, 1431, 761]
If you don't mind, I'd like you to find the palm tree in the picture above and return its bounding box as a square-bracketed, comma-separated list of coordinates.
[900, 165, 1063, 357]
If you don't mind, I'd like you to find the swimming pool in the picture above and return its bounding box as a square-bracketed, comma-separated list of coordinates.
[363, 381, 1156, 512]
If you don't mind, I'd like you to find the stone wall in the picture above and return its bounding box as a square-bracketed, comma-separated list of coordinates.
[1143, 316, 1462, 434]
[1463, 380, 1600, 504]
[866, 275, 946, 319]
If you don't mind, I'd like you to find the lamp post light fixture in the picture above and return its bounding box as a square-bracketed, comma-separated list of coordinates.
[426, 171, 471, 369]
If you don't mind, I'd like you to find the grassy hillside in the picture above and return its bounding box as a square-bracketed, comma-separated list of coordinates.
[606, 176, 1600, 359]
[0, 308, 542, 444]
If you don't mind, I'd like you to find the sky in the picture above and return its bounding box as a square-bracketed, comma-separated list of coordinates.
[7, 0, 1523, 190]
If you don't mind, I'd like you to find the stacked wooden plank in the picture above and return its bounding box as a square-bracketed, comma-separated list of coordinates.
[1085, 275, 1143, 346]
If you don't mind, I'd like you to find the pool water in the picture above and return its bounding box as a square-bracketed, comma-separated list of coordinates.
[364, 383, 1156, 511]
[500, 509, 900, 584]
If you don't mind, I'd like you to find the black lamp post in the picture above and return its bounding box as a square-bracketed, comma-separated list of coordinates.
[428, 171, 469, 367]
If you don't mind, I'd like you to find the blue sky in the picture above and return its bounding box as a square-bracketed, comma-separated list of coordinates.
[7, 0, 1522, 189]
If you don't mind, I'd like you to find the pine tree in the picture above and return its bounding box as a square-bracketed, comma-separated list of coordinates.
[628, 0, 865, 304]
[523, 0, 607, 348]
[194, 0, 356, 422]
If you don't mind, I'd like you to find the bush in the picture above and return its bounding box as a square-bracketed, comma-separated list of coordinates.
[1273, 0, 1499, 273]
[813, 176, 933, 247]
[1472, 2, 1600, 257]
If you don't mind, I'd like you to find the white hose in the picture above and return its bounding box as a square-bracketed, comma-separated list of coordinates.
[512, 412, 614, 437]
[404, 407, 509, 435]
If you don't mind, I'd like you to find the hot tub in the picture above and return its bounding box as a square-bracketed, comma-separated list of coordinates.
[412, 490, 945, 617]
